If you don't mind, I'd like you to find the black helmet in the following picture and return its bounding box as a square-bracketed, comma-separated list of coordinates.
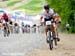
[44, 4, 50, 10]
[9, 21, 13, 25]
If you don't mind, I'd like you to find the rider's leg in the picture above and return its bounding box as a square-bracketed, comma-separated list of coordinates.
[56, 26, 58, 38]
[55, 23, 60, 41]
[4, 19, 9, 30]
[45, 24, 55, 37]
[6, 23, 10, 33]
[45, 25, 48, 37]
[56, 25, 60, 41]
[50, 24, 55, 37]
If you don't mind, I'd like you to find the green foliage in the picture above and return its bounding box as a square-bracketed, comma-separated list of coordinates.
[7, 0, 21, 6]
[46, 0, 75, 33]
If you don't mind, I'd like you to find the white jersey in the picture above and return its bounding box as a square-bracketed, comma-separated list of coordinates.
[41, 8, 54, 19]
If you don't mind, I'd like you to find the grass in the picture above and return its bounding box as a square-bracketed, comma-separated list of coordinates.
[7, 0, 21, 6]
[14, 0, 43, 14]
[0, 0, 44, 15]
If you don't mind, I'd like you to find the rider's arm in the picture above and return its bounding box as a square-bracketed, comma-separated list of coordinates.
[56, 14, 61, 23]
[40, 16, 43, 22]
[40, 16, 43, 24]
[53, 13, 61, 24]
[1, 16, 4, 22]
[8, 15, 11, 22]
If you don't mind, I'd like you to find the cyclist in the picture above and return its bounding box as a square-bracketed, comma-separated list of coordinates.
[40, 4, 61, 41]
[21, 22, 25, 33]
[1, 13, 10, 33]
[14, 22, 19, 33]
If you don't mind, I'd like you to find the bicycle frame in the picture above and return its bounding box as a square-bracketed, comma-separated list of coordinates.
[46, 24, 53, 50]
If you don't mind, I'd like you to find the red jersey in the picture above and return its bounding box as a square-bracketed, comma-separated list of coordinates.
[2, 13, 9, 20]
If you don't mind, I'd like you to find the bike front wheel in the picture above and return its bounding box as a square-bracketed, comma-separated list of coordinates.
[49, 40, 53, 50]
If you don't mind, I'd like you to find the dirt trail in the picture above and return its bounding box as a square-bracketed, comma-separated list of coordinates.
[27, 33, 75, 56]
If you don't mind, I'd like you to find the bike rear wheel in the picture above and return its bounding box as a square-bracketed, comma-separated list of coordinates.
[54, 38, 57, 46]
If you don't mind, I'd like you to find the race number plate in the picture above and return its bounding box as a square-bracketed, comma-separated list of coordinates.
[46, 21, 51, 25]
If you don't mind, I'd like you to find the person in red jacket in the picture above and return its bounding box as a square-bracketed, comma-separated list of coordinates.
[1, 13, 10, 33]
[2, 13, 9, 22]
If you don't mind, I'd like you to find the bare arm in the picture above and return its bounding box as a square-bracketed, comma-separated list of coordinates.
[40, 16, 43, 24]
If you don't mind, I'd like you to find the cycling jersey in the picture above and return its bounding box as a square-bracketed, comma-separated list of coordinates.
[2, 13, 9, 22]
[41, 8, 54, 22]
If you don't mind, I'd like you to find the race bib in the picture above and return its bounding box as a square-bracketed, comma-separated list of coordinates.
[46, 21, 51, 25]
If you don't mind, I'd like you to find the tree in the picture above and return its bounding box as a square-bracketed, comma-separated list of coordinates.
[46, 0, 75, 33]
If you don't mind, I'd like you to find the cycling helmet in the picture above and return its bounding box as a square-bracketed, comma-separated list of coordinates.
[9, 21, 13, 25]
[44, 4, 50, 10]
[21, 22, 24, 26]
[14, 23, 18, 26]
